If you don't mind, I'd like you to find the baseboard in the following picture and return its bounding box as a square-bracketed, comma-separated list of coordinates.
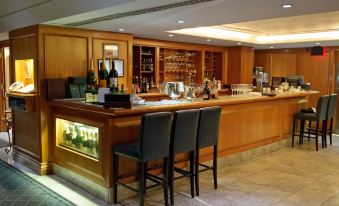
[12, 148, 53, 175]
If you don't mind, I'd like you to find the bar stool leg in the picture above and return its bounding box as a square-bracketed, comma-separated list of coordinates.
[189, 151, 195, 198]
[213, 145, 218, 190]
[330, 118, 333, 145]
[322, 120, 327, 148]
[299, 120, 305, 144]
[308, 120, 312, 142]
[292, 116, 296, 147]
[195, 149, 200, 196]
[113, 153, 119, 204]
[139, 162, 146, 206]
[315, 121, 319, 151]
[144, 162, 148, 194]
[169, 154, 174, 205]
[163, 157, 169, 206]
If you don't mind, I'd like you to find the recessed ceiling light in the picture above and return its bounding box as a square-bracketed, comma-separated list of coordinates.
[270, 46, 274, 49]
[206, 39, 211, 42]
[237, 42, 242, 45]
[118, 28, 124, 32]
[315, 42, 321, 45]
[281, 4, 293, 8]
[177, 20, 185, 24]
[168, 34, 174, 37]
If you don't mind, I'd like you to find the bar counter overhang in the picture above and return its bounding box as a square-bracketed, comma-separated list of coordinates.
[47, 91, 318, 202]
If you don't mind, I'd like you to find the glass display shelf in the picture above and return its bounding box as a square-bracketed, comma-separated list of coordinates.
[56, 118, 99, 159]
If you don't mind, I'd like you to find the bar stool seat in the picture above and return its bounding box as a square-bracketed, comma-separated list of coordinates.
[114, 142, 140, 161]
[294, 112, 318, 121]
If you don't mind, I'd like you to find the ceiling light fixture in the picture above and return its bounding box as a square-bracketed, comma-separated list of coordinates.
[177, 20, 185, 24]
[315, 42, 321, 45]
[270, 46, 274, 49]
[237, 42, 242, 45]
[169, 34, 174, 37]
[118, 28, 124, 32]
[281, 4, 293, 8]
[206, 39, 211, 42]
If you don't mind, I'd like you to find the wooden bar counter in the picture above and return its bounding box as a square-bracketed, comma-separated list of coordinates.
[48, 91, 317, 201]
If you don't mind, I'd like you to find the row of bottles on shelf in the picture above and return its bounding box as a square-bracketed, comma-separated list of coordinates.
[202, 76, 219, 100]
[141, 57, 154, 72]
[132, 76, 156, 93]
[95, 57, 125, 93]
[62, 124, 99, 157]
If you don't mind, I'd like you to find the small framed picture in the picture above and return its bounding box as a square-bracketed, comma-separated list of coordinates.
[98, 59, 111, 72]
[103, 44, 119, 59]
[113, 59, 124, 77]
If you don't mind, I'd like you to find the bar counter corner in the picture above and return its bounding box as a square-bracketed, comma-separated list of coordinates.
[47, 91, 318, 202]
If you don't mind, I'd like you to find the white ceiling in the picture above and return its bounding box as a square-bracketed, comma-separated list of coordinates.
[1, 0, 339, 48]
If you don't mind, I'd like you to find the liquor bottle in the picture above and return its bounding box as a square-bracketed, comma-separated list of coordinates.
[98, 57, 108, 88]
[108, 61, 118, 89]
[203, 81, 211, 100]
[136, 76, 141, 93]
[120, 84, 125, 94]
[145, 77, 149, 92]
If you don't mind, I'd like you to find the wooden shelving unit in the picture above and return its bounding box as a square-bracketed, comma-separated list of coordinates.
[132, 46, 156, 83]
[204, 51, 223, 81]
[159, 48, 202, 84]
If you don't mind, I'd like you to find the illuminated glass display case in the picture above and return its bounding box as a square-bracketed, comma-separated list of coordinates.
[56, 118, 99, 159]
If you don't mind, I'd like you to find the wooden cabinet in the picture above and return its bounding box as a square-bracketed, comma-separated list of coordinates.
[132, 45, 156, 83]
[227, 46, 254, 84]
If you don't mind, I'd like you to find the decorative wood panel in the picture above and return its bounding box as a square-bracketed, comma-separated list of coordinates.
[227, 47, 254, 84]
[298, 51, 330, 106]
[45, 35, 88, 79]
[271, 53, 297, 77]
[93, 38, 129, 90]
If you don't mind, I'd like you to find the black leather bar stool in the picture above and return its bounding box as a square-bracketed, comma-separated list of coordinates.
[169, 109, 200, 205]
[325, 94, 337, 146]
[292, 95, 329, 151]
[113, 112, 172, 206]
[195, 106, 222, 196]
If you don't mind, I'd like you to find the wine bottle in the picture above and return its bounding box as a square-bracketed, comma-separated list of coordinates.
[99, 58, 108, 88]
[120, 84, 125, 94]
[108, 61, 118, 89]
[203, 81, 211, 100]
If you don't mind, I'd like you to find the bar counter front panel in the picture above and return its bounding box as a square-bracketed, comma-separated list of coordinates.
[48, 92, 317, 188]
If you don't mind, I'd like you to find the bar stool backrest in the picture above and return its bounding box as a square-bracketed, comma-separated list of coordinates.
[197, 106, 222, 149]
[171, 109, 200, 154]
[139, 112, 172, 162]
[327, 94, 337, 119]
[316, 95, 330, 121]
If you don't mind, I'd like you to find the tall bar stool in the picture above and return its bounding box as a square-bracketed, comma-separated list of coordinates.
[195, 106, 222, 196]
[169, 109, 200, 205]
[325, 94, 337, 146]
[292, 95, 329, 151]
[113, 112, 172, 206]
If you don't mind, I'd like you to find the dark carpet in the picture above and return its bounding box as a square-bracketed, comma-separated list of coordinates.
[0, 160, 75, 206]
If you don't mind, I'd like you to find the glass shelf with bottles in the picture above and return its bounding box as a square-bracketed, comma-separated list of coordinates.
[56, 118, 99, 159]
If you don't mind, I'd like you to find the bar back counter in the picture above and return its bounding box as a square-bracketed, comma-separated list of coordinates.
[48, 92, 316, 202]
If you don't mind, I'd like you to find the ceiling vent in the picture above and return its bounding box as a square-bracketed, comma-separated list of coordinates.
[66, 0, 214, 27]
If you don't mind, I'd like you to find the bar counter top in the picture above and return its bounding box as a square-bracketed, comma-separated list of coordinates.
[49, 91, 318, 117]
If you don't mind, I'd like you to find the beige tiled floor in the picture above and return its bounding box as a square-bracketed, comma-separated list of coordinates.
[2, 132, 339, 205]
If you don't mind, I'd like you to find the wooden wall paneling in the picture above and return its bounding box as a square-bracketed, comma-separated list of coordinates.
[271, 53, 297, 77]
[241, 47, 254, 83]
[227, 47, 241, 84]
[254, 52, 272, 74]
[222, 51, 228, 84]
[92, 38, 129, 90]
[298, 50, 330, 106]
[44, 34, 88, 79]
